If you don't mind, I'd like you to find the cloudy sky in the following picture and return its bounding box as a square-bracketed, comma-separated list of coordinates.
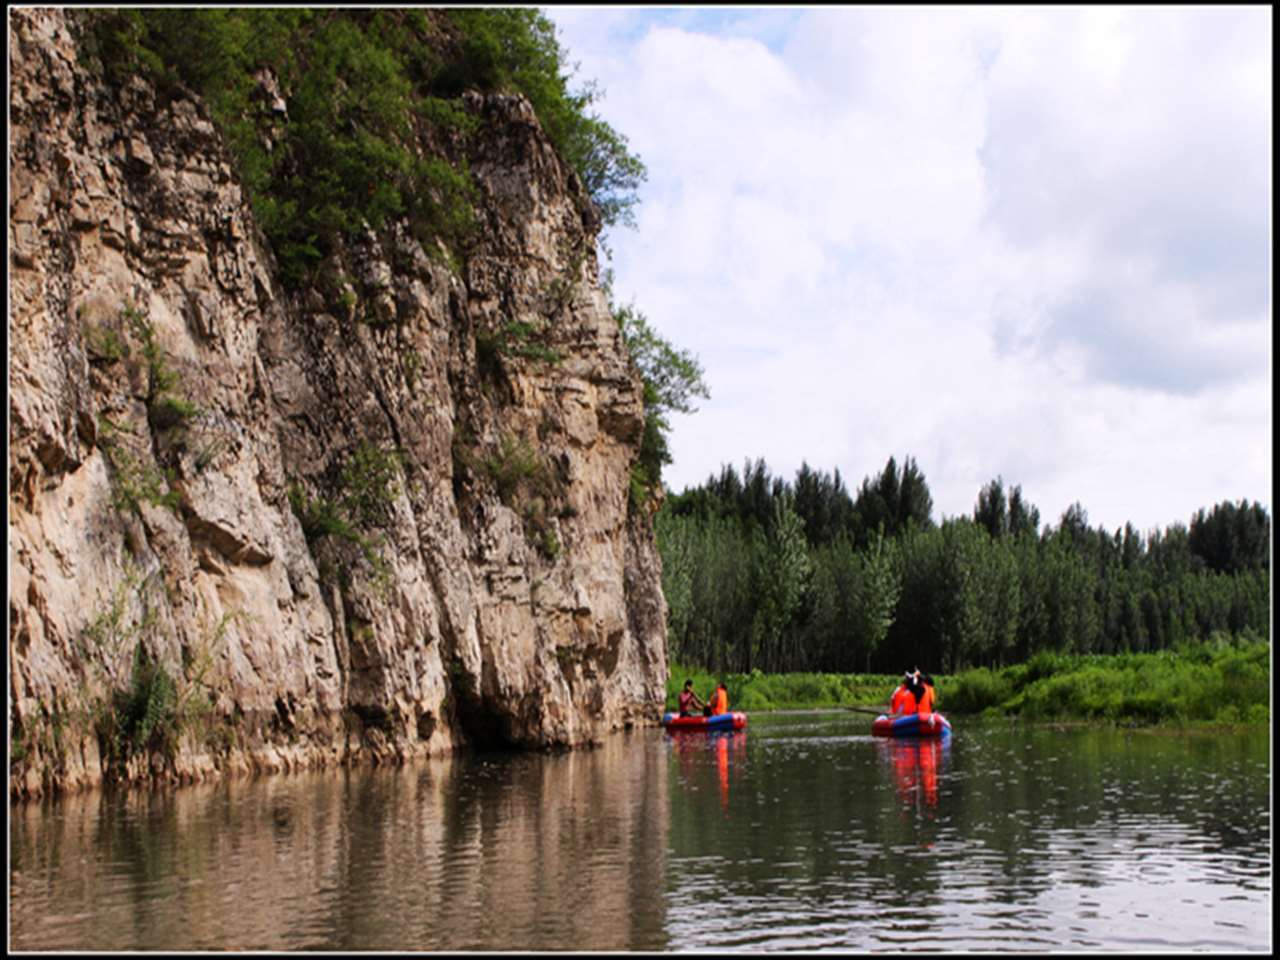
[548, 5, 1271, 536]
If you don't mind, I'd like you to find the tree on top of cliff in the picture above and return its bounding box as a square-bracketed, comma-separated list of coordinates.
[437, 8, 648, 235]
[613, 298, 710, 510]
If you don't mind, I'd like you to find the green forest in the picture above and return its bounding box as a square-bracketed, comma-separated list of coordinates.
[656, 457, 1270, 676]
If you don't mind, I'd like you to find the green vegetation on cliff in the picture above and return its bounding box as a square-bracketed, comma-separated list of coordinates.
[75, 8, 644, 285]
[288, 440, 405, 586]
[440, 9, 647, 232]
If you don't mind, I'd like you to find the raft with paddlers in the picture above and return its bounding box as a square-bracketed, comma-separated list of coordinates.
[871, 711, 951, 738]
[661, 711, 748, 731]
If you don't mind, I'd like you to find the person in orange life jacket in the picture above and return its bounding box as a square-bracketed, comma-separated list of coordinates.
[704, 681, 729, 716]
[678, 679, 705, 717]
[915, 673, 936, 717]
[889, 670, 917, 715]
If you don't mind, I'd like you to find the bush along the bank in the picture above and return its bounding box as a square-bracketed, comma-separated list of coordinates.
[942, 635, 1270, 725]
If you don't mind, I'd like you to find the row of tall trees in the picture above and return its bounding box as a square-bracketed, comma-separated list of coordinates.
[656, 458, 1271, 674]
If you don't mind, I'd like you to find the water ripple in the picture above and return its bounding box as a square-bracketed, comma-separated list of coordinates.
[8, 718, 1271, 952]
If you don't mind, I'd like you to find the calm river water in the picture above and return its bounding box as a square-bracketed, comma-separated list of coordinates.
[8, 712, 1272, 952]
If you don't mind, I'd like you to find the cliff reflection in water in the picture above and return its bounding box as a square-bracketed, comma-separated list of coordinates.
[9, 730, 670, 952]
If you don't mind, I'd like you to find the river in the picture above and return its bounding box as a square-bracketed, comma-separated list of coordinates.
[8, 711, 1271, 951]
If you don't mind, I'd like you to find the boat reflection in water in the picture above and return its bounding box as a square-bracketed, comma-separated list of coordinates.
[667, 728, 747, 815]
[877, 736, 950, 813]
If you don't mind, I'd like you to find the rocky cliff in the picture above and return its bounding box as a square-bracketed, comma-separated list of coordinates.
[8, 8, 669, 798]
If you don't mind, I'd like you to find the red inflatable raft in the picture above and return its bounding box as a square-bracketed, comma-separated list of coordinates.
[872, 711, 951, 738]
[661, 711, 748, 731]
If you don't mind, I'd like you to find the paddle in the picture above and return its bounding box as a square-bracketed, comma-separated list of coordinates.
[844, 705, 891, 716]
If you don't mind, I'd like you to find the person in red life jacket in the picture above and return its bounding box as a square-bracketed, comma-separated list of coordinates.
[889, 670, 917, 715]
[677, 679, 705, 717]
[706, 681, 730, 716]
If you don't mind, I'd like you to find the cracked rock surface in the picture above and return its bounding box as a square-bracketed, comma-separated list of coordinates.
[9, 8, 668, 798]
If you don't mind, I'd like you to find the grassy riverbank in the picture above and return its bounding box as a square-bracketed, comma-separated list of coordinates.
[666, 665, 900, 713]
[668, 638, 1270, 725]
[943, 639, 1270, 725]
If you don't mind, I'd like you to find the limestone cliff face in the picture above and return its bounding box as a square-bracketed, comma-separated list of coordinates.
[8, 8, 668, 798]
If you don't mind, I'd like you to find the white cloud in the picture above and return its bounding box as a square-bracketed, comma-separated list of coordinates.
[550, 6, 1272, 534]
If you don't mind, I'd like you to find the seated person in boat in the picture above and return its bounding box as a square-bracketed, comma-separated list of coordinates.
[706, 681, 730, 716]
[678, 679, 706, 717]
[915, 672, 936, 716]
[889, 671, 917, 715]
